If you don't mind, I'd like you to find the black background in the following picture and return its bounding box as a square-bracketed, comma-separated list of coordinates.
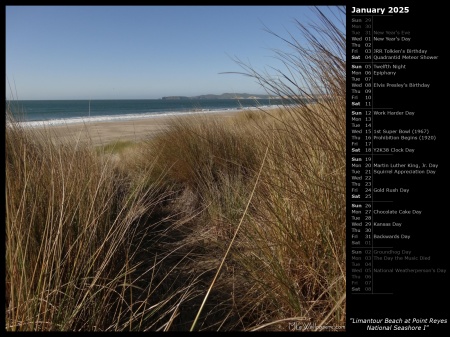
[346, 1, 448, 335]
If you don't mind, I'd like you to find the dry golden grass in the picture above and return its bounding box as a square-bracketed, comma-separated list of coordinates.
[6, 6, 345, 331]
[135, 101, 345, 330]
[5, 114, 199, 331]
[6, 102, 345, 331]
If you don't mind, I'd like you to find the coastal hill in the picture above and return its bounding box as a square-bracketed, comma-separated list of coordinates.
[161, 93, 279, 100]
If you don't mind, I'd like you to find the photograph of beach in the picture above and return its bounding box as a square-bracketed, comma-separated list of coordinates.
[6, 6, 346, 331]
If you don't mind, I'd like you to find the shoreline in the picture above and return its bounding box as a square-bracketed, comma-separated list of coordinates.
[24, 106, 276, 146]
[14, 104, 279, 128]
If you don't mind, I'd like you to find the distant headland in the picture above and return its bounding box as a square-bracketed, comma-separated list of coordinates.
[161, 93, 280, 100]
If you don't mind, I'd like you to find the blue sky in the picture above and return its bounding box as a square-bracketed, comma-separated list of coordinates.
[6, 6, 344, 100]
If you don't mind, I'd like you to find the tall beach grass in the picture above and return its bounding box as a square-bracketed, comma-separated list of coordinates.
[5, 6, 345, 331]
[5, 110, 198, 331]
[140, 6, 346, 330]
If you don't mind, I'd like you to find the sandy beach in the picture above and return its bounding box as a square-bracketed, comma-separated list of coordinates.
[36, 110, 243, 146]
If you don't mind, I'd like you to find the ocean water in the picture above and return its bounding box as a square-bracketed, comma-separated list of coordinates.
[6, 99, 284, 127]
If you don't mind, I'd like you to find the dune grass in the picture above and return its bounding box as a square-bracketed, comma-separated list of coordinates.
[5, 113, 198, 331]
[137, 101, 345, 330]
[5, 6, 345, 331]
[97, 139, 136, 155]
